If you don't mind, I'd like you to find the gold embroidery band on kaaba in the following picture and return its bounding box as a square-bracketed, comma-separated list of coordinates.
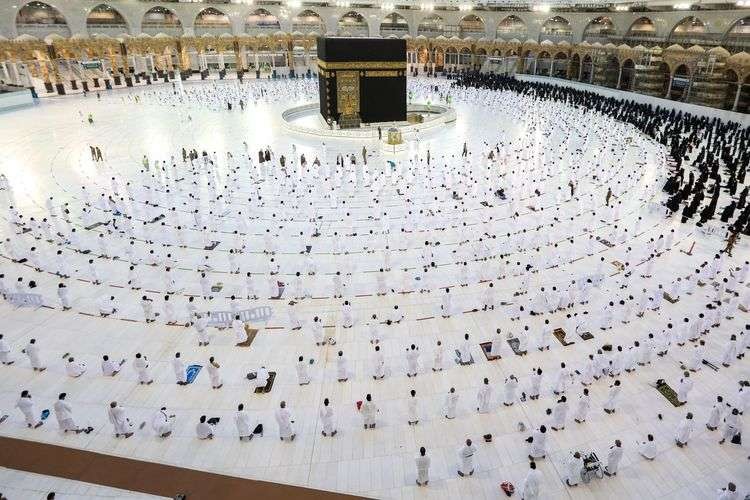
[317, 61, 406, 70]
[365, 71, 401, 77]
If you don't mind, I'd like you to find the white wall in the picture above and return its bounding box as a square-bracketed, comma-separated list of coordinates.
[0, 88, 34, 112]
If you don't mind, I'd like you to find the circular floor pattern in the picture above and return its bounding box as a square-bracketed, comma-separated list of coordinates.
[0, 77, 747, 500]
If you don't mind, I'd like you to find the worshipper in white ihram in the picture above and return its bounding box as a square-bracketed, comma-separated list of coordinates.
[477, 378, 492, 413]
[527, 425, 547, 459]
[638, 434, 657, 460]
[235, 403, 254, 442]
[361, 394, 378, 429]
[520, 461, 542, 500]
[16, 390, 42, 429]
[675, 412, 694, 447]
[108, 401, 133, 438]
[151, 407, 175, 438]
[275, 401, 295, 441]
[23, 338, 45, 371]
[444, 387, 459, 419]
[415, 447, 430, 486]
[566, 452, 583, 487]
[54, 393, 88, 434]
[457, 438, 477, 477]
[196, 415, 214, 440]
[604, 439, 624, 476]
[320, 398, 337, 437]
[297, 356, 311, 385]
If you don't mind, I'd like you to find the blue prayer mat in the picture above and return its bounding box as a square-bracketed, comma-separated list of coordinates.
[186, 364, 202, 384]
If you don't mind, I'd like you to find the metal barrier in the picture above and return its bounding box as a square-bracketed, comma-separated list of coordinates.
[205, 306, 274, 328]
[6, 293, 44, 308]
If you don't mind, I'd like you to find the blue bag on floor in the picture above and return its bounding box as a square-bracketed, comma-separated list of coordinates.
[186, 364, 202, 384]
[40, 409, 50, 420]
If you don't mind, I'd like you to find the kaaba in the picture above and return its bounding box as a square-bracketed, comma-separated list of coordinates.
[317, 37, 406, 128]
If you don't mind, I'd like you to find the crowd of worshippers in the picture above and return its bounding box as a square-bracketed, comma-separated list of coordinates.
[0, 75, 748, 497]
[452, 72, 750, 238]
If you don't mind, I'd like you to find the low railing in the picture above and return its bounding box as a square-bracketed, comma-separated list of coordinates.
[281, 102, 457, 139]
[244, 26, 281, 35]
[141, 25, 183, 36]
[87, 24, 129, 37]
[15, 24, 71, 38]
[380, 27, 409, 37]
[538, 33, 574, 44]
[416, 29, 444, 38]
[194, 26, 233, 37]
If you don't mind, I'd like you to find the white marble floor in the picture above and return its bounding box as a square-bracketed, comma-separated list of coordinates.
[0, 467, 166, 499]
[0, 78, 747, 500]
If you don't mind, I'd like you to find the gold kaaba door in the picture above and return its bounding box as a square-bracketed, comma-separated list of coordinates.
[336, 70, 360, 118]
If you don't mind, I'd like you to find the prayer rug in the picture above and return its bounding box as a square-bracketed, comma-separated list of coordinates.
[254, 371, 277, 393]
[553, 328, 575, 346]
[507, 338, 526, 355]
[454, 350, 474, 365]
[236, 327, 258, 347]
[654, 380, 683, 407]
[479, 342, 500, 361]
[186, 365, 202, 384]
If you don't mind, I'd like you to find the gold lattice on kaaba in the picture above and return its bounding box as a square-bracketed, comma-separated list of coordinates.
[317, 37, 406, 127]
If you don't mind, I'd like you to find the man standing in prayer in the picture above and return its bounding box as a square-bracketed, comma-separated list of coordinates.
[457, 438, 477, 477]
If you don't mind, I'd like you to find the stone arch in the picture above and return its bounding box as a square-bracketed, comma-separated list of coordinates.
[724, 68, 740, 110]
[536, 50, 552, 76]
[583, 16, 617, 43]
[521, 49, 535, 73]
[194, 7, 231, 36]
[668, 16, 707, 43]
[740, 73, 750, 113]
[141, 6, 182, 36]
[581, 53, 593, 82]
[338, 11, 368, 37]
[552, 51, 568, 78]
[540, 16, 572, 43]
[458, 46, 472, 65]
[496, 15, 526, 40]
[417, 14, 444, 38]
[669, 63, 691, 100]
[445, 46, 458, 66]
[433, 46, 445, 68]
[627, 16, 655, 36]
[723, 16, 750, 52]
[292, 9, 324, 35]
[620, 58, 635, 90]
[459, 14, 485, 39]
[625, 16, 657, 44]
[603, 55, 619, 88]
[417, 45, 429, 65]
[16, 1, 70, 38]
[569, 52, 581, 79]
[245, 8, 280, 35]
[380, 12, 409, 38]
[86, 4, 128, 37]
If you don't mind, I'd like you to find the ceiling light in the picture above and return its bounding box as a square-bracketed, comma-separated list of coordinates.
[532, 4, 551, 12]
[673, 3, 691, 9]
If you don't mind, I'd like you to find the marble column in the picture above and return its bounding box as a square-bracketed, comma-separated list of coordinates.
[732, 83, 742, 111]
